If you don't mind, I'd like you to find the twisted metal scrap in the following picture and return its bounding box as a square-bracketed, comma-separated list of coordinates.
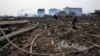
[28, 27, 96, 56]
[0, 23, 51, 56]
[0, 24, 97, 56]
[0, 38, 16, 51]
[82, 32, 100, 47]
[30, 24, 47, 56]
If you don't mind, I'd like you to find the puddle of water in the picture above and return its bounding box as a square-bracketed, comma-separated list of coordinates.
[56, 40, 88, 51]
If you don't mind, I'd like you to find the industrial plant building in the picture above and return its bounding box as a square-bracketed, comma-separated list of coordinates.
[49, 8, 61, 16]
[37, 9, 45, 17]
[63, 7, 82, 16]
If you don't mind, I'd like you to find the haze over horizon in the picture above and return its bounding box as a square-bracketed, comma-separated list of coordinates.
[0, 0, 100, 16]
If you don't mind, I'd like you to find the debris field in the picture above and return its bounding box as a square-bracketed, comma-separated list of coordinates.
[0, 16, 100, 56]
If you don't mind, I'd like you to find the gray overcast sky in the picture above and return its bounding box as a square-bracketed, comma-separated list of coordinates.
[0, 0, 100, 16]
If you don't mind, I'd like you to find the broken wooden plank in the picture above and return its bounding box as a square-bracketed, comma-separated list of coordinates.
[0, 23, 39, 41]
[0, 20, 29, 26]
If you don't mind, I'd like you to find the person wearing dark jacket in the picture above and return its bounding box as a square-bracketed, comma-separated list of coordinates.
[72, 16, 78, 29]
[53, 15, 58, 20]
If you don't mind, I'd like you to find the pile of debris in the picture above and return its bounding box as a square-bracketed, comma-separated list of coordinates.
[0, 16, 100, 56]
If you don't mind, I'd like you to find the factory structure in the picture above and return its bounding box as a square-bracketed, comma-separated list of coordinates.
[63, 7, 82, 16]
[37, 9, 45, 17]
[49, 8, 61, 16]
[37, 7, 82, 17]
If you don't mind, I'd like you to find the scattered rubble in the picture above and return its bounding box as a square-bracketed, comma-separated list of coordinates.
[0, 16, 100, 56]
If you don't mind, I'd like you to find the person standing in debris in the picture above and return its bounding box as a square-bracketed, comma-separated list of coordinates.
[53, 15, 58, 20]
[72, 16, 78, 29]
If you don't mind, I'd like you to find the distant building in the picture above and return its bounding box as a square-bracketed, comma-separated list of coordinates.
[63, 7, 82, 16]
[49, 8, 61, 16]
[57, 11, 66, 16]
[37, 9, 45, 17]
[86, 10, 100, 16]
